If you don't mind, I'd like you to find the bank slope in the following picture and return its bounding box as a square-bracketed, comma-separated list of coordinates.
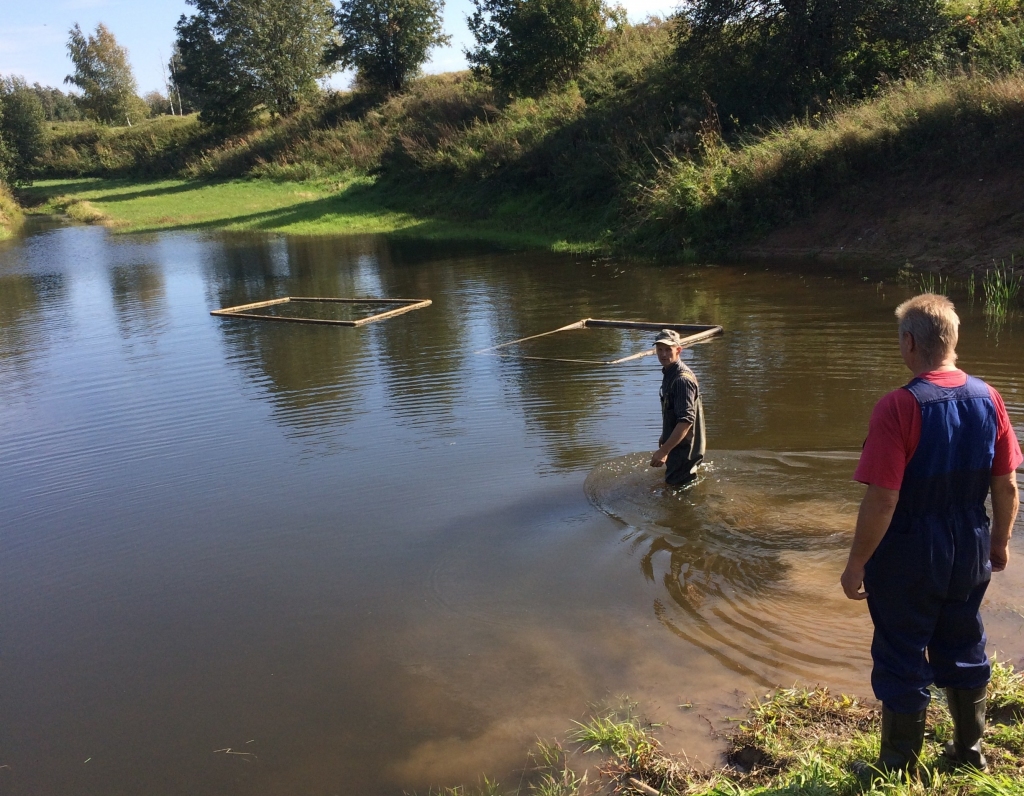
[0, 183, 23, 240]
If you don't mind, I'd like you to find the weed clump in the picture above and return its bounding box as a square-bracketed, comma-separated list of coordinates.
[982, 261, 1023, 316]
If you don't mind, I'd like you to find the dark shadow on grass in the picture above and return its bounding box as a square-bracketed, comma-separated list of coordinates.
[84, 180, 234, 204]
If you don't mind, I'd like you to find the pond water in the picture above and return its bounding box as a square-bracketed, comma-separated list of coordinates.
[1, 222, 1022, 795]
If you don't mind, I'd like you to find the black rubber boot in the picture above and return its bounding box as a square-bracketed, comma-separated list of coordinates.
[943, 685, 988, 771]
[852, 706, 927, 781]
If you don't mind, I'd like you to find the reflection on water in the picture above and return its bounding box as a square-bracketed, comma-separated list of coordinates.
[0, 222, 1022, 796]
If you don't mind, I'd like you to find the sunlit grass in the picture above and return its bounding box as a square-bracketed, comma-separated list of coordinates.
[19, 177, 603, 250]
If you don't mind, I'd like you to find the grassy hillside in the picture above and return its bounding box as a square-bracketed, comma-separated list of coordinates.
[0, 183, 24, 240]
[28, 15, 1024, 265]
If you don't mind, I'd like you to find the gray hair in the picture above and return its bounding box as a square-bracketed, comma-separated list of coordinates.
[895, 293, 959, 364]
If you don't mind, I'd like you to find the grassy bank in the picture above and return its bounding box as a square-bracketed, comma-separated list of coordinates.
[20, 177, 602, 250]
[634, 73, 1024, 254]
[0, 183, 24, 240]
[443, 660, 1024, 796]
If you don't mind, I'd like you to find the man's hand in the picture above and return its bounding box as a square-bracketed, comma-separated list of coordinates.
[841, 563, 868, 600]
[651, 421, 692, 469]
[990, 471, 1018, 573]
[840, 484, 899, 602]
[991, 542, 1010, 572]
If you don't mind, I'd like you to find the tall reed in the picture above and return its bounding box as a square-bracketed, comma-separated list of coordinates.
[983, 260, 1022, 316]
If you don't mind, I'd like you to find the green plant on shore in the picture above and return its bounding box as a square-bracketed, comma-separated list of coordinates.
[983, 260, 1022, 316]
[967, 271, 977, 303]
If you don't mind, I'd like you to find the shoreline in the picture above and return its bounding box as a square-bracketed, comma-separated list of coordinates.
[19, 175, 1024, 278]
[475, 666, 1024, 796]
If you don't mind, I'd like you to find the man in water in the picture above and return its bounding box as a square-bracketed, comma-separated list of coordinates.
[841, 293, 1021, 778]
[650, 329, 706, 486]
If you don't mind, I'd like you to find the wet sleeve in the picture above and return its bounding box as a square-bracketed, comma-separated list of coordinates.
[988, 386, 1023, 476]
[853, 389, 919, 490]
[672, 375, 698, 426]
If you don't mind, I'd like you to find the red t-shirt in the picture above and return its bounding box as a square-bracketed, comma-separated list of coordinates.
[854, 369, 1023, 490]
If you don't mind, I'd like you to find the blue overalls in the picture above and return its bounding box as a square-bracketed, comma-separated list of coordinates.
[863, 376, 998, 714]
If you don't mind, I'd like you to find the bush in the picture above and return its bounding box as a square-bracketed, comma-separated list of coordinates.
[0, 76, 46, 185]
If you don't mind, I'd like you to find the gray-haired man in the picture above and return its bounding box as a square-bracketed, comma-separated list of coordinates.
[650, 329, 706, 486]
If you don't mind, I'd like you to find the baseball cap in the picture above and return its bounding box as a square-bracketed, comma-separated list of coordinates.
[653, 329, 684, 347]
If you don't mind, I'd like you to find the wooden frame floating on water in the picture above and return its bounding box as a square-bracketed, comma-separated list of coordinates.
[476, 318, 723, 365]
[210, 297, 432, 327]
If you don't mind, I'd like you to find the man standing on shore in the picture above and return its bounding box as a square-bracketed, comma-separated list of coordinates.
[841, 293, 1021, 777]
[650, 329, 706, 486]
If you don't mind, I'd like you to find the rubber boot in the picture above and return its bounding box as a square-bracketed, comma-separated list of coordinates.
[852, 707, 927, 781]
[943, 685, 988, 771]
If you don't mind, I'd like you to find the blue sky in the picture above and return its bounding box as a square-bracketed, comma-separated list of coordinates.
[0, 0, 677, 96]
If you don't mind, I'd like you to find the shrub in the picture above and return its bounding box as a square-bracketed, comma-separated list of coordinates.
[0, 76, 46, 185]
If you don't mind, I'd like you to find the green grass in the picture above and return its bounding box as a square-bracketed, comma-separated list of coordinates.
[982, 261, 1023, 316]
[19, 176, 604, 251]
[435, 660, 1024, 796]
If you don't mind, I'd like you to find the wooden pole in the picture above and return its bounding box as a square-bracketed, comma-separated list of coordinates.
[474, 320, 587, 354]
[477, 318, 723, 364]
[210, 297, 431, 326]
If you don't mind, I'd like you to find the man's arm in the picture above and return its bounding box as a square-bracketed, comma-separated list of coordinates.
[651, 421, 693, 467]
[840, 484, 900, 600]
[990, 471, 1020, 572]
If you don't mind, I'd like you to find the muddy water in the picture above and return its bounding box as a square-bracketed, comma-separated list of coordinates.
[1, 224, 1022, 795]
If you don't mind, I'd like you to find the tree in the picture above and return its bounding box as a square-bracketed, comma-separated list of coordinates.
[30, 83, 82, 122]
[0, 102, 12, 187]
[333, 0, 451, 94]
[65, 23, 148, 125]
[0, 77, 46, 185]
[674, 0, 946, 123]
[173, 0, 338, 130]
[144, 90, 173, 116]
[466, 0, 607, 96]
